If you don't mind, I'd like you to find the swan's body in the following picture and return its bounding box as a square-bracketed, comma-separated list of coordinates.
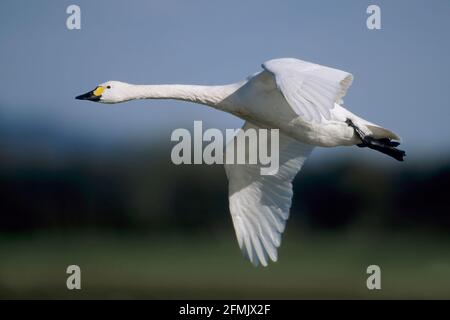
[77, 58, 405, 266]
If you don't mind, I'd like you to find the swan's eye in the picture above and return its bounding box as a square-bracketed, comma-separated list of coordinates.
[106, 85, 111, 89]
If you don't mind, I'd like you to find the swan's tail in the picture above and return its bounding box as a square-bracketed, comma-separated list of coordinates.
[346, 119, 406, 162]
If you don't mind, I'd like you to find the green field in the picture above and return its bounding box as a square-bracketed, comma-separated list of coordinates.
[1, 230, 449, 299]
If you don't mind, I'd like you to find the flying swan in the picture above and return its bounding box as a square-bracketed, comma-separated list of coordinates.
[76, 58, 405, 266]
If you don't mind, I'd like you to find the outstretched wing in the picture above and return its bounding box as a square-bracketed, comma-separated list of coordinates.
[224, 121, 314, 266]
[262, 58, 353, 122]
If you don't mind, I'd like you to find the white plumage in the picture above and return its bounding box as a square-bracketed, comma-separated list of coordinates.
[225, 121, 313, 266]
[262, 58, 353, 122]
[76, 58, 404, 266]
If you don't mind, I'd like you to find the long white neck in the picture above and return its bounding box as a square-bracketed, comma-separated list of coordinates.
[124, 83, 243, 111]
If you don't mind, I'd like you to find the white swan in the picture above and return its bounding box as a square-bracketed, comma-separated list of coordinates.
[76, 58, 405, 266]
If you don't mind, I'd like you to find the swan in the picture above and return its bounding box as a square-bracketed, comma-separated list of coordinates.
[76, 58, 405, 266]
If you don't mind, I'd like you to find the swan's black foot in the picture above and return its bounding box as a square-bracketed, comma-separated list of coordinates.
[346, 118, 406, 162]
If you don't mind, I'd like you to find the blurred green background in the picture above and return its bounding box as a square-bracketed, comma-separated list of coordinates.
[1, 144, 449, 299]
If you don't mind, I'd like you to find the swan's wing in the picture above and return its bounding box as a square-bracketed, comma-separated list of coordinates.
[224, 121, 314, 266]
[262, 58, 353, 122]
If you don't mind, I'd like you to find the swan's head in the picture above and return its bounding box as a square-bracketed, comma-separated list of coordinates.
[76, 81, 132, 103]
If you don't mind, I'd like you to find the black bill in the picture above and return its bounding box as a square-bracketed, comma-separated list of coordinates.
[75, 89, 101, 101]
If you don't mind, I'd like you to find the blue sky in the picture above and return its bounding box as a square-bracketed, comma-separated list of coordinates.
[0, 0, 449, 162]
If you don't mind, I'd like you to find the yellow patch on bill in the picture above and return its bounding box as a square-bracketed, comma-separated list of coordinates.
[93, 86, 105, 97]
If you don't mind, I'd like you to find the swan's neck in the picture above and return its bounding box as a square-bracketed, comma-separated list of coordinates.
[126, 83, 242, 111]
